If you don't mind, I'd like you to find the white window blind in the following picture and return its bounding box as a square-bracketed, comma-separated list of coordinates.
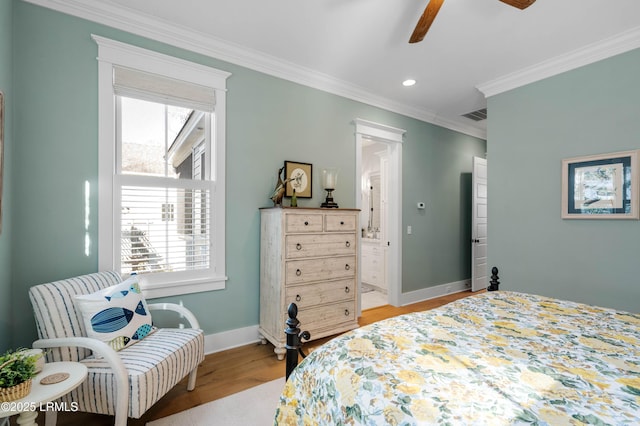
[113, 66, 216, 112]
[119, 177, 211, 276]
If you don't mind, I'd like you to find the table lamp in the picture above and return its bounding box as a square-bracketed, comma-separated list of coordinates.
[320, 168, 339, 208]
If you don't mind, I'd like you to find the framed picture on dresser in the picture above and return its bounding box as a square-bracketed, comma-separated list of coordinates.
[284, 160, 312, 198]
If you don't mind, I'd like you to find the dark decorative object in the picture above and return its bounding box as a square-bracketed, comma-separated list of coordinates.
[488, 267, 500, 291]
[285, 303, 310, 380]
[270, 166, 293, 207]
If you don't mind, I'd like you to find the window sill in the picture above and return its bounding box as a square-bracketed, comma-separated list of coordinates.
[139, 275, 227, 299]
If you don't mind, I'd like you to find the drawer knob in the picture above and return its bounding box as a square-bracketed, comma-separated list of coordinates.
[304, 221, 309, 226]
[340, 221, 345, 225]
[345, 241, 350, 248]
[296, 269, 302, 276]
[344, 309, 350, 316]
[295, 294, 301, 302]
[345, 264, 350, 271]
[296, 243, 302, 250]
[344, 286, 350, 293]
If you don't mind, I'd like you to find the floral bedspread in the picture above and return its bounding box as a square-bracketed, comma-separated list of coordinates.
[275, 291, 640, 425]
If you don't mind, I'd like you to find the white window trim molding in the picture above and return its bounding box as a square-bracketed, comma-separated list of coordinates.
[94, 35, 231, 298]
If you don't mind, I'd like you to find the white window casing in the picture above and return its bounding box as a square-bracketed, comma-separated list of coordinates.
[94, 35, 231, 298]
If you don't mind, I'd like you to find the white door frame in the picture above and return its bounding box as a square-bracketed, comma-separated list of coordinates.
[354, 119, 405, 310]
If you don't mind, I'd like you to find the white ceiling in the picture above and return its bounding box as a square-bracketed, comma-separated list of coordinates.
[28, 0, 640, 138]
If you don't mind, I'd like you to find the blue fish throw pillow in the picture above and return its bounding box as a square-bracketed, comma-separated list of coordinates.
[74, 275, 156, 351]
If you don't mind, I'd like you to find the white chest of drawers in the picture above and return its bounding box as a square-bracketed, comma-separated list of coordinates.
[259, 207, 360, 359]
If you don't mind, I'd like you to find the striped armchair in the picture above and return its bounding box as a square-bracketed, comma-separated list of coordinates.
[29, 271, 204, 426]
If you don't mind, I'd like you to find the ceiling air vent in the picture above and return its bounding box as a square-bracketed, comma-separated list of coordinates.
[462, 108, 487, 121]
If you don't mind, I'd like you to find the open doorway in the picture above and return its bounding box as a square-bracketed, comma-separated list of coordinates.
[354, 119, 405, 315]
[361, 143, 389, 309]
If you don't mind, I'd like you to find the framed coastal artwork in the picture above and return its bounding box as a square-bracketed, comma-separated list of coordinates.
[561, 150, 639, 219]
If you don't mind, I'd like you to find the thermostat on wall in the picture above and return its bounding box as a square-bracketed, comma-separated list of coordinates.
[417, 202, 426, 209]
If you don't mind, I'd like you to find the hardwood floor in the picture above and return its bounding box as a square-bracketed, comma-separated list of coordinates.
[51, 290, 478, 425]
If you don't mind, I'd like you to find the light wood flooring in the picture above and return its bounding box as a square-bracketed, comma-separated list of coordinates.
[48, 290, 479, 425]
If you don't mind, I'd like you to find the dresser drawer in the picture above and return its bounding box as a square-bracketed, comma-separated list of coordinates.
[285, 279, 354, 308]
[325, 214, 357, 232]
[286, 213, 324, 233]
[285, 233, 356, 259]
[292, 300, 356, 333]
[286, 256, 356, 284]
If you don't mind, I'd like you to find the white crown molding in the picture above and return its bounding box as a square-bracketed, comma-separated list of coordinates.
[21, 0, 487, 140]
[21, 1, 640, 140]
[478, 26, 640, 98]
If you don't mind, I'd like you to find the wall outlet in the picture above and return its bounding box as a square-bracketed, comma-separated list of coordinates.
[407, 225, 412, 235]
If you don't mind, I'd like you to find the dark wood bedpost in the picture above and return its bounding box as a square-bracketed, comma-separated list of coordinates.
[488, 266, 500, 291]
[285, 303, 310, 380]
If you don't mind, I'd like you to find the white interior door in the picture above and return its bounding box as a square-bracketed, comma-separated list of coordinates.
[471, 157, 488, 292]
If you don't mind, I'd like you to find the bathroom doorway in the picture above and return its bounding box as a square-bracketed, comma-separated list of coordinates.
[361, 143, 389, 309]
[354, 119, 404, 314]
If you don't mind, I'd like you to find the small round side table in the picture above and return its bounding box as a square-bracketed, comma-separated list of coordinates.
[0, 361, 87, 426]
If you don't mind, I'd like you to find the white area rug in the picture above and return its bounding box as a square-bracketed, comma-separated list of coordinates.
[147, 378, 285, 426]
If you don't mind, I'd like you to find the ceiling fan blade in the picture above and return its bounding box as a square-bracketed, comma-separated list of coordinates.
[409, 0, 445, 44]
[498, 0, 536, 10]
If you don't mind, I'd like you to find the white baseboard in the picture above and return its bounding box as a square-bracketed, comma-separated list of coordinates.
[203, 279, 472, 354]
[399, 279, 471, 306]
[204, 324, 261, 355]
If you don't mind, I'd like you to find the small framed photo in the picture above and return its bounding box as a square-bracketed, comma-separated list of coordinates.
[284, 161, 312, 198]
[561, 150, 639, 219]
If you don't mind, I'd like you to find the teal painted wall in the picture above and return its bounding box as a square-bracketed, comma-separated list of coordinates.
[487, 48, 640, 313]
[401, 124, 484, 290]
[9, 1, 485, 347]
[0, 0, 13, 349]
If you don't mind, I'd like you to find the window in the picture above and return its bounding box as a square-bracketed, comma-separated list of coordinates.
[95, 36, 231, 298]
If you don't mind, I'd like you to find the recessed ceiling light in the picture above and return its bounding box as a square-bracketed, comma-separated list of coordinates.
[402, 79, 416, 87]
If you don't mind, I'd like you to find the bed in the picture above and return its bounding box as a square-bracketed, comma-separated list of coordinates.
[275, 291, 640, 425]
